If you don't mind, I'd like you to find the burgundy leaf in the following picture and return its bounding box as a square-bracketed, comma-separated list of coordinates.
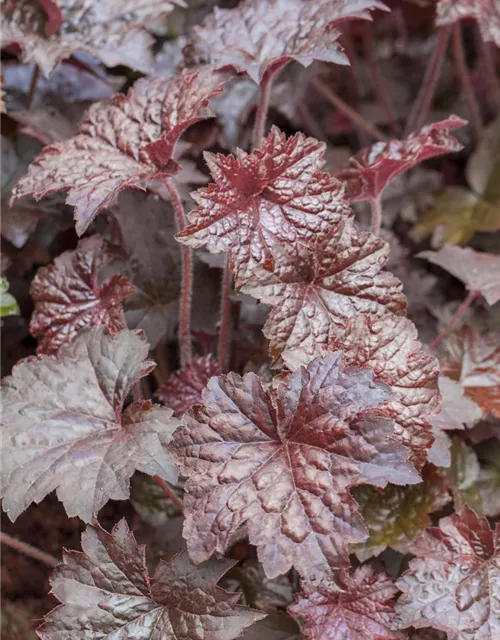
[157, 355, 222, 417]
[428, 376, 482, 467]
[168, 353, 418, 581]
[336, 117, 466, 204]
[30, 235, 133, 355]
[436, 0, 500, 47]
[177, 126, 352, 286]
[289, 566, 400, 640]
[1, 327, 180, 522]
[396, 505, 500, 640]
[194, 0, 389, 84]
[419, 246, 500, 306]
[38, 518, 265, 639]
[242, 219, 407, 363]
[1, 0, 185, 76]
[12, 69, 227, 234]
[441, 325, 500, 419]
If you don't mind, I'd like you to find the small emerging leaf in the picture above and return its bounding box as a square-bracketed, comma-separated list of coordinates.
[0, 277, 20, 317]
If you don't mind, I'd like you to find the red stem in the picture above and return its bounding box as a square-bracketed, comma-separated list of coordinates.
[310, 76, 388, 142]
[363, 24, 401, 135]
[452, 22, 483, 140]
[218, 254, 232, 372]
[476, 37, 500, 112]
[165, 179, 193, 366]
[431, 290, 479, 349]
[153, 476, 184, 512]
[405, 26, 451, 135]
[26, 64, 40, 110]
[153, 342, 169, 387]
[370, 195, 383, 235]
[1, 532, 58, 567]
[253, 73, 273, 148]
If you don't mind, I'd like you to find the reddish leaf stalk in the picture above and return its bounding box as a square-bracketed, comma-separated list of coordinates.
[405, 26, 451, 135]
[363, 25, 400, 135]
[370, 195, 383, 235]
[310, 76, 388, 142]
[153, 342, 169, 387]
[165, 179, 193, 366]
[26, 63, 40, 110]
[253, 73, 274, 148]
[0, 531, 58, 567]
[476, 36, 500, 111]
[452, 22, 483, 140]
[431, 289, 480, 349]
[153, 475, 184, 512]
[218, 254, 232, 372]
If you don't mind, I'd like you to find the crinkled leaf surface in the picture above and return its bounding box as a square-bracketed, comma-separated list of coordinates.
[436, 0, 500, 46]
[352, 465, 451, 561]
[169, 352, 418, 581]
[289, 565, 400, 640]
[194, 0, 388, 84]
[12, 69, 226, 234]
[0, 277, 20, 317]
[1, 0, 185, 76]
[1, 327, 180, 522]
[157, 355, 222, 418]
[38, 518, 265, 639]
[178, 127, 352, 287]
[419, 246, 500, 306]
[243, 219, 406, 363]
[336, 117, 465, 203]
[428, 377, 482, 467]
[30, 235, 133, 355]
[442, 325, 500, 418]
[395, 506, 500, 640]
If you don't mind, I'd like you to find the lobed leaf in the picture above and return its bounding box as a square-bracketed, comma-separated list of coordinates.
[38, 518, 265, 639]
[1, 327, 180, 522]
[395, 505, 500, 640]
[436, 0, 500, 47]
[12, 69, 227, 234]
[30, 235, 133, 355]
[169, 352, 418, 581]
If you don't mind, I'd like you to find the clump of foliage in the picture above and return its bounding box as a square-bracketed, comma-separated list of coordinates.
[1, 1, 500, 639]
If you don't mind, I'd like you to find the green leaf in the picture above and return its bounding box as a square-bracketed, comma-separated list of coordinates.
[0, 278, 19, 317]
[352, 466, 450, 561]
[447, 438, 483, 512]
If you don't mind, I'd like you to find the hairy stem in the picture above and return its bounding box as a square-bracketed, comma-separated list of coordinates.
[363, 24, 401, 135]
[153, 476, 184, 512]
[431, 290, 479, 349]
[310, 76, 388, 142]
[253, 73, 274, 148]
[370, 195, 383, 235]
[165, 179, 193, 366]
[26, 64, 40, 110]
[218, 254, 232, 372]
[452, 22, 483, 140]
[1, 532, 58, 567]
[405, 26, 451, 135]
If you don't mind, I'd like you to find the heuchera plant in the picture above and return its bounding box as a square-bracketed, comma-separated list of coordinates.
[1, 1, 500, 639]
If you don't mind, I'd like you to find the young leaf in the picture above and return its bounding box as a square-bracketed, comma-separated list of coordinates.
[243, 219, 407, 363]
[428, 377, 482, 467]
[441, 326, 500, 418]
[194, 0, 389, 84]
[419, 246, 500, 306]
[177, 127, 352, 286]
[289, 565, 400, 640]
[436, 0, 500, 47]
[169, 352, 418, 581]
[12, 69, 227, 234]
[0, 277, 20, 317]
[1, 327, 180, 522]
[352, 465, 451, 561]
[1, 0, 185, 76]
[156, 355, 222, 417]
[30, 235, 133, 355]
[395, 506, 500, 640]
[38, 519, 265, 639]
[336, 117, 465, 204]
